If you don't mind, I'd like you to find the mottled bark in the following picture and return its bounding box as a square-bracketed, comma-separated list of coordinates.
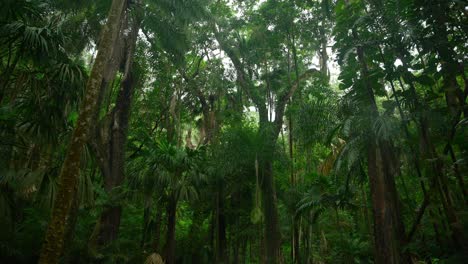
[38, 1, 127, 263]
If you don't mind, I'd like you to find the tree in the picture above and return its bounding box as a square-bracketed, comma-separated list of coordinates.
[90, 6, 142, 249]
[1, 0, 467, 263]
[211, 1, 322, 262]
[38, 0, 127, 263]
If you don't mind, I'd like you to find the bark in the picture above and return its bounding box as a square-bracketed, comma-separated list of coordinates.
[289, 114, 300, 264]
[261, 155, 282, 264]
[209, 210, 215, 259]
[427, 0, 467, 118]
[97, 207, 123, 246]
[182, 73, 219, 145]
[152, 205, 163, 253]
[232, 233, 239, 264]
[95, 15, 141, 248]
[319, 26, 329, 81]
[447, 144, 467, 202]
[292, 215, 300, 264]
[367, 142, 402, 264]
[164, 195, 178, 264]
[141, 198, 152, 248]
[189, 208, 203, 263]
[419, 116, 466, 249]
[215, 187, 228, 263]
[38, 1, 127, 263]
[61, 184, 80, 261]
[350, 11, 408, 261]
[393, 47, 463, 244]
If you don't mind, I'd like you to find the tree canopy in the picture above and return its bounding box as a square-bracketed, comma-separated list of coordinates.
[0, 0, 467, 263]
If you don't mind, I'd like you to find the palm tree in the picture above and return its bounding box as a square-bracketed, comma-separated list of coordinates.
[130, 138, 205, 264]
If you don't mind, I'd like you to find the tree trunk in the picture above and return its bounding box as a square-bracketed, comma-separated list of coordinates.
[292, 216, 300, 264]
[38, 1, 127, 263]
[61, 186, 81, 262]
[215, 187, 228, 263]
[261, 157, 282, 264]
[97, 207, 123, 245]
[352, 19, 408, 262]
[419, 117, 466, 249]
[152, 204, 163, 253]
[164, 194, 177, 264]
[95, 15, 141, 247]
[367, 142, 401, 264]
[141, 198, 152, 248]
[189, 208, 203, 263]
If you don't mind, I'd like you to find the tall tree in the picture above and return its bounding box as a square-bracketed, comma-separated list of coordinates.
[38, 0, 127, 263]
[212, 1, 321, 262]
[91, 8, 142, 249]
[334, 0, 408, 262]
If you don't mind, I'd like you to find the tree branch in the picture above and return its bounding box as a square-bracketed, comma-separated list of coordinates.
[213, 26, 265, 111]
[278, 68, 319, 106]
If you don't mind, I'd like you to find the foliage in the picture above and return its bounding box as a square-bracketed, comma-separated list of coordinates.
[1, 0, 467, 263]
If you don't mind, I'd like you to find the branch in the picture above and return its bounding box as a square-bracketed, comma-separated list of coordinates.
[128, 107, 167, 159]
[213, 26, 265, 110]
[179, 58, 209, 113]
[142, 28, 157, 50]
[279, 68, 319, 106]
[273, 68, 319, 130]
[188, 54, 204, 80]
[407, 194, 430, 242]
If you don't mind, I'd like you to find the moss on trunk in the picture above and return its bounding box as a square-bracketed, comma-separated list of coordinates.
[38, 1, 127, 263]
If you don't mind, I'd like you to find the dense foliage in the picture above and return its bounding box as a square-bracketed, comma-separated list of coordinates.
[0, 0, 466, 263]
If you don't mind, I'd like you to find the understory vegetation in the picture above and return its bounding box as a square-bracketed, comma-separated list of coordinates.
[0, 0, 467, 263]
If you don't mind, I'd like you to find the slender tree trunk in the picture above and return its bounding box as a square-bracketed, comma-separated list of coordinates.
[292, 215, 300, 264]
[419, 116, 466, 249]
[430, 209, 444, 249]
[215, 186, 228, 263]
[241, 239, 247, 264]
[447, 144, 467, 202]
[289, 113, 300, 264]
[209, 210, 215, 260]
[38, 1, 127, 263]
[152, 204, 163, 253]
[189, 208, 203, 263]
[141, 198, 152, 248]
[319, 26, 329, 81]
[164, 194, 177, 264]
[233, 233, 240, 264]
